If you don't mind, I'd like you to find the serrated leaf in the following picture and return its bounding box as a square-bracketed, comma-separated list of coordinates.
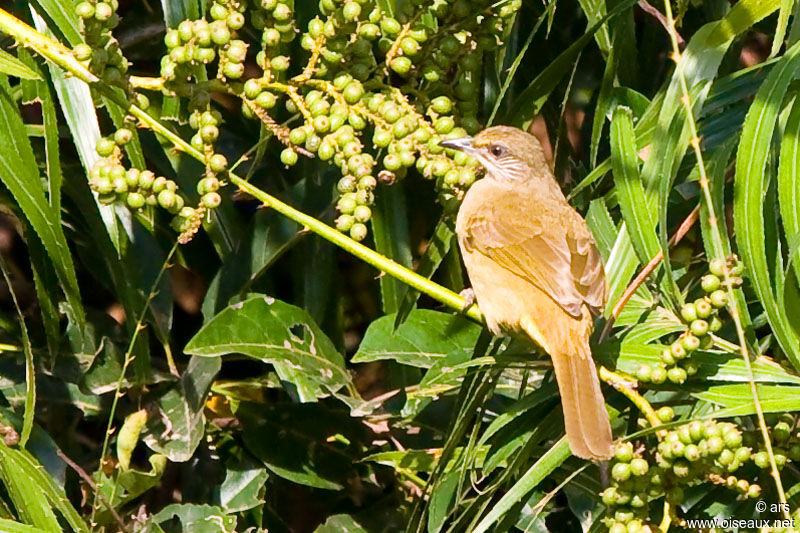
[734, 38, 800, 370]
[0, 49, 39, 80]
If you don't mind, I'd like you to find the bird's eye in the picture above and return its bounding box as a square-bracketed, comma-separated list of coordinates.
[488, 144, 506, 158]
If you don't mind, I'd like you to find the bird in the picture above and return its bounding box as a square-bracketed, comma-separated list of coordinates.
[441, 125, 613, 461]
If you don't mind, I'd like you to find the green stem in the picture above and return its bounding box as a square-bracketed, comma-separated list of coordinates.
[660, 0, 789, 517]
[0, 6, 482, 325]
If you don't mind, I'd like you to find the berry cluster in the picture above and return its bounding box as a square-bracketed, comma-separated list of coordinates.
[635, 256, 743, 386]
[74, 0, 521, 242]
[73, 0, 130, 94]
[87, 126, 212, 243]
[751, 414, 800, 471]
[601, 418, 761, 532]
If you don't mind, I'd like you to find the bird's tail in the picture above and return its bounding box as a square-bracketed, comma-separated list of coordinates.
[520, 315, 613, 461]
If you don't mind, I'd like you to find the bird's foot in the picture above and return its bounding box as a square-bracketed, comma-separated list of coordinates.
[459, 288, 476, 311]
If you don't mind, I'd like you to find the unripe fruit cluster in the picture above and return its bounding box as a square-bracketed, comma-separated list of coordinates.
[601, 419, 762, 531]
[79, 0, 520, 243]
[750, 413, 800, 472]
[74, 0, 129, 92]
[161, 13, 250, 84]
[88, 129, 213, 241]
[635, 257, 743, 387]
[89, 131, 183, 210]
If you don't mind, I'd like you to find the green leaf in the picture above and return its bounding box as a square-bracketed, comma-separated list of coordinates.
[472, 438, 571, 533]
[0, 78, 86, 339]
[186, 294, 352, 400]
[778, 94, 800, 285]
[505, 0, 638, 126]
[238, 403, 360, 490]
[29, 0, 82, 45]
[218, 461, 268, 513]
[315, 515, 369, 533]
[151, 504, 236, 533]
[606, 343, 800, 384]
[610, 106, 659, 264]
[0, 520, 51, 533]
[395, 219, 455, 326]
[143, 356, 219, 462]
[160, 0, 202, 27]
[693, 384, 800, 415]
[0, 441, 88, 533]
[371, 184, 413, 314]
[734, 38, 800, 371]
[0, 49, 39, 80]
[352, 309, 482, 368]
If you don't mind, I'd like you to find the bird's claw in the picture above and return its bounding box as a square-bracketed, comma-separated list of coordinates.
[459, 288, 476, 311]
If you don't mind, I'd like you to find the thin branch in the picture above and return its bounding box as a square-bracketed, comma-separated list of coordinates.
[57, 449, 128, 532]
[660, 0, 789, 517]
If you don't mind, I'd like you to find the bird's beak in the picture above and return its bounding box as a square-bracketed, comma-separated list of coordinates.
[439, 137, 475, 153]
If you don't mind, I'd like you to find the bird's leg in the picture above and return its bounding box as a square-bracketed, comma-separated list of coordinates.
[459, 287, 476, 311]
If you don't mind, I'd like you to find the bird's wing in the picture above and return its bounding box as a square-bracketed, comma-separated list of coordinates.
[462, 206, 606, 317]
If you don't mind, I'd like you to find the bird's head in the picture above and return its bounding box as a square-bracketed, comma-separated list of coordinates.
[440, 125, 550, 185]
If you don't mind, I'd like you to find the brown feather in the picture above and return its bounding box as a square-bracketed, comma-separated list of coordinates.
[455, 126, 613, 461]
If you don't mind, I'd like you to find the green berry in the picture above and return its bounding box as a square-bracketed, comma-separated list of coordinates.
[353, 205, 372, 223]
[695, 299, 712, 318]
[380, 17, 401, 36]
[256, 91, 277, 109]
[223, 61, 244, 79]
[709, 258, 726, 276]
[201, 192, 221, 208]
[210, 21, 231, 45]
[670, 342, 686, 360]
[280, 148, 298, 166]
[611, 462, 631, 482]
[343, 82, 364, 104]
[435, 116, 455, 134]
[94, 2, 113, 21]
[657, 406, 674, 422]
[680, 303, 698, 322]
[273, 3, 292, 22]
[681, 334, 700, 352]
[389, 56, 412, 75]
[197, 177, 220, 195]
[126, 191, 145, 209]
[614, 442, 634, 463]
[630, 457, 649, 476]
[650, 365, 667, 384]
[600, 487, 618, 506]
[430, 96, 453, 115]
[96, 137, 116, 157]
[226, 12, 245, 30]
[138, 170, 155, 190]
[709, 289, 728, 308]
[689, 319, 709, 337]
[707, 435, 724, 455]
[701, 274, 721, 292]
[157, 189, 176, 209]
[76, 1, 95, 18]
[201, 125, 219, 144]
[684, 444, 700, 461]
[209, 154, 228, 173]
[336, 214, 354, 232]
[342, 1, 361, 21]
[667, 367, 687, 384]
[400, 37, 421, 56]
[350, 222, 368, 241]
[635, 364, 652, 382]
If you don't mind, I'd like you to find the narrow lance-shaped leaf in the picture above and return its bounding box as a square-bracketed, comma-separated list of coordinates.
[734, 38, 800, 370]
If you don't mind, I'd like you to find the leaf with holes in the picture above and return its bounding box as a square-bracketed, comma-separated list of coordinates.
[185, 294, 351, 401]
